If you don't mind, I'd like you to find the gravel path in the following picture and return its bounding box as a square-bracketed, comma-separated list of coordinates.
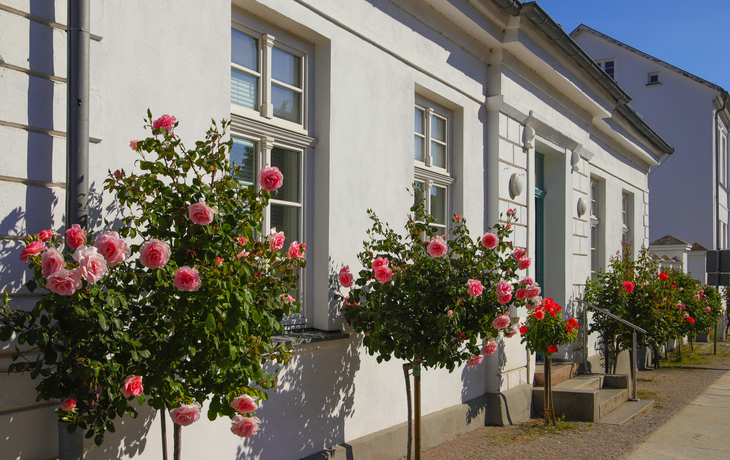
[413, 341, 730, 460]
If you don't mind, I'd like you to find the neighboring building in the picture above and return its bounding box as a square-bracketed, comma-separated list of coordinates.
[572, 24, 730, 253]
[1, 2, 671, 459]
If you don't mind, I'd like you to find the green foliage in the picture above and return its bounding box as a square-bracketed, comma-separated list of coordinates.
[1, 113, 303, 443]
[519, 298, 578, 355]
[334, 203, 526, 371]
[667, 270, 722, 338]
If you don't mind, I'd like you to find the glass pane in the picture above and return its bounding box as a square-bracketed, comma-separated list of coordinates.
[431, 142, 446, 168]
[231, 69, 258, 109]
[272, 84, 301, 123]
[535, 154, 544, 191]
[430, 186, 446, 225]
[270, 204, 300, 249]
[414, 136, 424, 162]
[415, 108, 425, 134]
[431, 116, 446, 142]
[230, 137, 257, 186]
[414, 181, 425, 221]
[232, 29, 258, 71]
[270, 147, 300, 203]
[272, 47, 301, 88]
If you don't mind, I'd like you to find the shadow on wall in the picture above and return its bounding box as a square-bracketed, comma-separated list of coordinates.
[78, 405, 157, 460]
[237, 334, 362, 460]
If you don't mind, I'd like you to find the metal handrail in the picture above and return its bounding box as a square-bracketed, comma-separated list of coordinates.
[575, 298, 645, 401]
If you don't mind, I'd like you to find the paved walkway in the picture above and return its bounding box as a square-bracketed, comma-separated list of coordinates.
[624, 368, 730, 459]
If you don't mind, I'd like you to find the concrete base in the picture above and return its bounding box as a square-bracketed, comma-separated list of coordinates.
[303, 384, 533, 460]
[584, 349, 631, 375]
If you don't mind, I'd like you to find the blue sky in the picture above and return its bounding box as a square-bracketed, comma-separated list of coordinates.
[536, 0, 730, 92]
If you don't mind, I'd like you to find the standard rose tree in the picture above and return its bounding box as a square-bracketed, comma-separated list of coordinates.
[334, 204, 531, 459]
[0, 113, 305, 453]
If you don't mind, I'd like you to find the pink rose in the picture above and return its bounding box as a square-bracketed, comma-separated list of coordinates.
[683, 312, 690, 318]
[705, 306, 711, 313]
[339, 266, 354, 288]
[526, 285, 541, 299]
[467, 355, 484, 367]
[258, 165, 284, 192]
[41, 247, 65, 278]
[507, 208, 515, 216]
[60, 398, 76, 412]
[170, 403, 201, 426]
[493, 313, 511, 329]
[231, 395, 258, 414]
[288, 241, 304, 259]
[121, 375, 143, 398]
[481, 233, 498, 250]
[466, 279, 483, 298]
[238, 236, 248, 246]
[498, 294, 512, 304]
[495, 280, 512, 297]
[19, 240, 46, 264]
[114, 169, 122, 179]
[519, 277, 534, 286]
[374, 266, 393, 283]
[447, 310, 453, 317]
[268, 228, 286, 251]
[231, 415, 261, 438]
[482, 340, 498, 356]
[152, 114, 177, 131]
[694, 294, 700, 300]
[93, 231, 130, 266]
[215, 257, 223, 266]
[73, 246, 107, 284]
[65, 224, 87, 251]
[700, 290, 705, 295]
[38, 229, 57, 242]
[372, 257, 389, 270]
[518, 258, 531, 270]
[130, 140, 139, 150]
[173, 266, 201, 292]
[513, 248, 527, 260]
[140, 239, 171, 269]
[188, 198, 218, 226]
[515, 288, 527, 300]
[504, 324, 520, 338]
[46, 268, 82, 296]
[455, 214, 462, 222]
[427, 236, 448, 258]
[547, 344, 558, 354]
[505, 223, 512, 230]
[236, 250, 250, 259]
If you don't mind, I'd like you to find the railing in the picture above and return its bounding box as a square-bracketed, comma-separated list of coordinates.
[575, 298, 647, 401]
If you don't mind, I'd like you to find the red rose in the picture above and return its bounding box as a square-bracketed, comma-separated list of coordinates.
[659, 272, 669, 281]
[547, 344, 558, 354]
[519, 325, 527, 335]
[623, 281, 635, 293]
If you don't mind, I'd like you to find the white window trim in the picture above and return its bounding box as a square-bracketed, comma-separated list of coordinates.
[622, 191, 632, 247]
[590, 178, 601, 278]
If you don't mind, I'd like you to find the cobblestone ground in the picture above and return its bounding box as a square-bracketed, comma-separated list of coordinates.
[409, 341, 730, 460]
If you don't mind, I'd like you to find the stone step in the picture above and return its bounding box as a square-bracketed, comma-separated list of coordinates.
[551, 373, 603, 391]
[597, 399, 655, 425]
[533, 362, 579, 387]
[598, 388, 629, 419]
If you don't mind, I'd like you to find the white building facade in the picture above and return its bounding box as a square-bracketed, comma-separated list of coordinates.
[1, 2, 671, 459]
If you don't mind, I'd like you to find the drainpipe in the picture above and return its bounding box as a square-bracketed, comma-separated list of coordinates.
[60, 1, 89, 460]
[714, 91, 728, 355]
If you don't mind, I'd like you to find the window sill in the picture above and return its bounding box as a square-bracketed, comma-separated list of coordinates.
[272, 328, 350, 346]
[646, 82, 661, 87]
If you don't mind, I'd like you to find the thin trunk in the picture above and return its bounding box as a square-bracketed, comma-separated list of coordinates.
[403, 363, 412, 460]
[677, 337, 682, 359]
[543, 357, 555, 426]
[414, 363, 421, 460]
[161, 408, 168, 460]
[173, 423, 181, 460]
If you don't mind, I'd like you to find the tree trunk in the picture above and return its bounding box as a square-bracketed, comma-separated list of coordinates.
[161, 408, 169, 460]
[414, 363, 421, 460]
[403, 363, 412, 460]
[543, 357, 556, 426]
[173, 423, 181, 460]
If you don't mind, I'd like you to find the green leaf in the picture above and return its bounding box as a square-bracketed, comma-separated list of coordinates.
[205, 313, 216, 332]
[137, 394, 145, 406]
[98, 313, 110, 331]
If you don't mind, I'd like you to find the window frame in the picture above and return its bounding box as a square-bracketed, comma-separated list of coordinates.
[414, 97, 454, 235]
[621, 191, 632, 247]
[597, 59, 615, 81]
[647, 72, 660, 86]
[590, 178, 601, 279]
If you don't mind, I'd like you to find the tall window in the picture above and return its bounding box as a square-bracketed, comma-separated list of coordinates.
[231, 23, 305, 126]
[414, 97, 454, 235]
[621, 192, 632, 246]
[721, 134, 727, 186]
[230, 13, 315, 329]
[590, 179, 601, 279]
[598, 59, 615, 80]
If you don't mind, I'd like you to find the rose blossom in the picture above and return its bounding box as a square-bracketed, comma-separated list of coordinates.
[268, 228, 286, 251]
[466, 279, 483, 298]
[140, 239, 171, 269]
[46, 268, 82, 296]
[427, 236, 448, 258]
[188, 198, 218, 226]
[493, 313, 511, 330]
[170, 403, 201, 426]
[525, 285, 542, 299]
[516, 288, 527, 300]
[73, 246, 107, 284]
[374, 266, 393, 284]
[65, 224, 87, 250]
[231, 415, 261, 438]
[288, 241, 305, 259]
[519, 325, 527, 335]
[372, 257, 389, 270]
[19, 240, 46, 264]
[687, 317, 695, 324]
[482, 340, 498, 356]
[60, 398, 76, 412]
[533, 310, 545, 320]
[694, 294, 700, 300]
[467, 355, 484, 367]
[237, 236, 248, 246]
[447, 310, 453, 317]
[258, 165, 284, 192]
[547, 344, 558, 354]
[152, 114, 177, 131]
[513, 248, 527, 261]
[495, 280, 512, 297]
[173, 266, 202, 292]
[518, 258, 532, 270]
[121, 375, 143, 398]
[41, 247, 65, 278]
[659, 272, 669, 281]
[481, 233, 498, 250]
[93, 231, 131, 266]
[130, 140, 139, 150]
[705, 306, 711, 313]
[455, 214, 462, 222]
[231, 395, 258, 414]
[38, 229, 57, 242]
[505, 324, 520, 338]
[519, 277, 534, 286]
[507, 208, 515, 216]
[338, 266, 354, 288]
[623, 281, 635, 293]
[215, 257, 223, 266]
[498, 294, 512, 304]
